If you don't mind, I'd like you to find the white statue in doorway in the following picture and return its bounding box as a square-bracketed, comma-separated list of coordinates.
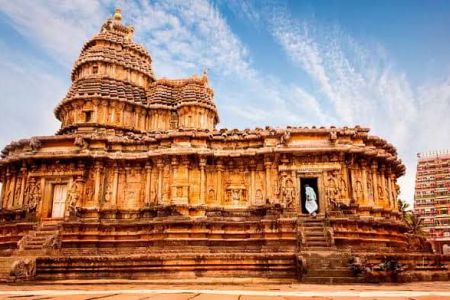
[305, 184, 318, 216]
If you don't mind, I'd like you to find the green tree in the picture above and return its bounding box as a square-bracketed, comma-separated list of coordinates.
[405, 213, 426, 237]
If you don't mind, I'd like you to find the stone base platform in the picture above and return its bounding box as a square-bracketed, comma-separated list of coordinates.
[35, 253, 300, 281]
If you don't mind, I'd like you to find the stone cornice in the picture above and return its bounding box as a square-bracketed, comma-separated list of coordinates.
[0, 125, 405, 176]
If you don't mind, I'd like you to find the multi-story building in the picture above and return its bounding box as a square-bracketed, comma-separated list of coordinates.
[414, 150, 450, 254]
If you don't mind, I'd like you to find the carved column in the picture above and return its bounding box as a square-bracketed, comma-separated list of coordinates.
[18, 164, 27, 207]
[216, 159, 223, 205]
[9, 170, 17, 209]
[111, 164, 119, 208]
[390, 173, 398, 210]
[380, 166, 386, 208]
[0, 171, 6, 209]
[144, 162, 152, 206]
[366, 167, 374, 206]
[101, 100, 108, 124]
[171, 157, 178, 205]
[360, 161, 368, 206]
[340, 164, 349, 204]
[249, 160, 256, 206]
[135, 107, 141, 129]
[157, 159, 164, 204]
[118, 103, 125, 127]
[264, 157, 272, 202]
[199, 157, 207, 205]
[93, 161, 103, 208]
[371, 162, 379, 207]
[348, 160, 357, 205]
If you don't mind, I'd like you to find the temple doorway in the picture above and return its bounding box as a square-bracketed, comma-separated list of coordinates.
[51, 184, 67, 218]
[300, 178, 319, 214]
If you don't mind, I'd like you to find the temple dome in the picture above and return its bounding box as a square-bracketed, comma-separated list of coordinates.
[55, 8, 218, 134]
[71, 8, 155, 85]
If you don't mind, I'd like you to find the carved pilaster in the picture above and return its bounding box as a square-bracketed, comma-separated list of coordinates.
[386, 168, 393, 209]
[118, 102, 125, 126]
[0, 172, 6, 209]
[360, 161, 368, 206]
[19, 164, 27, 207]
[380, 166, 386, 208]
[110, 164, 119, 208]
[93, 161, 103, 208]
[135, 107, 141, 129]
[347, 158, 357, 205]
[9, 170, 17, 209]
[390, 173, 398, 210]
[156, 159, 164, 205]
[101, 100, 108, 124]
[199, 157, 207, 206]
[264, 157, 272, 202]
[249, 160, 256, 206]
[144, 162, 152, 206]
[216, 159, 223, 206]
[371, 162, 379, 207]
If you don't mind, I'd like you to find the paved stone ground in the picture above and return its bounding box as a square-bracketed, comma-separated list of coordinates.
[0, 281, 450, 299]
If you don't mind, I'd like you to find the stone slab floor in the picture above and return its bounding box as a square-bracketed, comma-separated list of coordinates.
[0, 281, 450, 299]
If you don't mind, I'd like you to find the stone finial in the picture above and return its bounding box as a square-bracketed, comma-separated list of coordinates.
[114, 8, 122, 21]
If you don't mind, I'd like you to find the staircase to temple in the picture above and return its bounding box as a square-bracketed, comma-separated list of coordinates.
[300, 217, 330, 249]
[298, 217, 360, 283]
[301, 251, 360, 284]
[17, 221, 61, 254]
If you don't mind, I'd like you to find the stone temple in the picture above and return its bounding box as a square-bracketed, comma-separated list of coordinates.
[0, 9, 448, 283]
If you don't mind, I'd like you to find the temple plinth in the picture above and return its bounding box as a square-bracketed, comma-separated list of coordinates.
[0, 9, 448, 283]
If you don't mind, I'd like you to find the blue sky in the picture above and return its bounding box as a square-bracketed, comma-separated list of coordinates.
[0, 0, 449, 204]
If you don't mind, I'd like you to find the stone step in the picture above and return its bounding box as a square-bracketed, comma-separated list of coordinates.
[26, 240, 46, 246]
[306, 259, 346, 264]
[39, 229, 58, 233]
[305, 236, 327, 241]
[301, 247, 332, 251]
[24, 246, 43, 250]
[30, 236, 48, 241]
[35, 231, 58, 236]
[303, 276, 361, 284]
[305, 242, 328, 246]
[307, 269, 353, 277]
[302, 223, 324, 226]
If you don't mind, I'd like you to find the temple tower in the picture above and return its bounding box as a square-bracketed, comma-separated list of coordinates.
[55, 8, 218, 134]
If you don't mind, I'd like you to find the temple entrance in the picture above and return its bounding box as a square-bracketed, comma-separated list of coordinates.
[51, 184, 67, 218]
[300, 178, 319, 214]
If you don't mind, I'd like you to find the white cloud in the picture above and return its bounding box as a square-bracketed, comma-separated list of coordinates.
[0, 42, 63, 147]
[265, 6, 450, 204]
[0, 0, 113, 66]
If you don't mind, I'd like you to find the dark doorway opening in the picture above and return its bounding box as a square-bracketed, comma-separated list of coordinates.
[300, 177, 319, 214]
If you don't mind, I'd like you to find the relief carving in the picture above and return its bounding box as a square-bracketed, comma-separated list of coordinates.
[355, 180, 363, 201]
[14, 179, 21, 207]
[10, 259, 36, 281]
[29, 137, 42, 153]
[377, 184, 383, 200]
[67, 180, 82, 217]
[255, 189, 263, 204]
[207, 188, 215, 205]
[24, 178, 41, 213]
[326, 171, 339, 204]
[278, 173, 296, 208]
[367, 174, 373, 200]
[84, 171, 95, 204]
[339, 177, 347, 199]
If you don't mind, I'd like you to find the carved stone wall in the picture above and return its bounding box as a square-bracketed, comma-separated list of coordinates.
[0, 151, 402, 218]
